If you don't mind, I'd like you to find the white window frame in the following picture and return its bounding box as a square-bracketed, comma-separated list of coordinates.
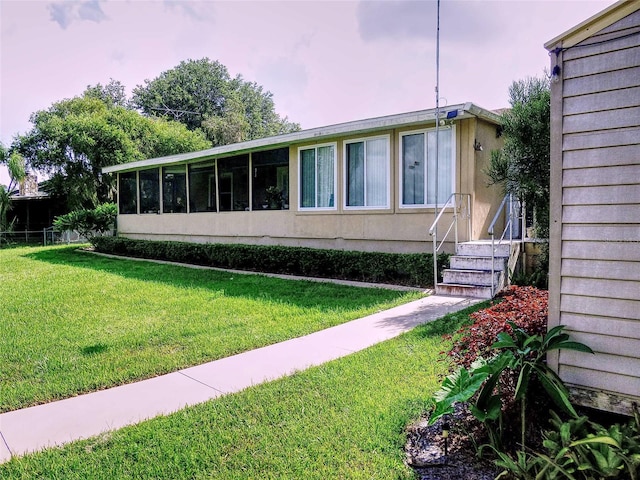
[297, 142, 337, 211]
[343, 134, 390, 210]
[399, 125, 456, 209]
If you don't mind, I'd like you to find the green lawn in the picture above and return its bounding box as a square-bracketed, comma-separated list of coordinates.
[1, 245, 421, 412]
[0, 304, 486, 479]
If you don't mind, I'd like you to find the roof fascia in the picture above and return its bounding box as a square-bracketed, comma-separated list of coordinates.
[103, 103, 500, 173]
[545, 0, 640, 50]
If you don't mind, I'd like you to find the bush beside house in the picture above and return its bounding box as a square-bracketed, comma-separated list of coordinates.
[91, 236, 448, 288]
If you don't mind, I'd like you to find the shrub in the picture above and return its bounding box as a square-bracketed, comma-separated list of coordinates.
[445, 286, 548, 369]
[90, 236, 449, 288]
[54, 203, 117, 240]
[494, 410, 640, 479]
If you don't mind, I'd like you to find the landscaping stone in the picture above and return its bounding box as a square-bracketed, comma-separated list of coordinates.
[405, 406, 500, 480]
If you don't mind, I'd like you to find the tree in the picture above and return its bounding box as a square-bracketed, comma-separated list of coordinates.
[486, 75, 550, 238]
[13, 92, 211, 211]
[0, 145, 27, 231]
[131, 58, 300, 145]
[83, 78, 129, 109]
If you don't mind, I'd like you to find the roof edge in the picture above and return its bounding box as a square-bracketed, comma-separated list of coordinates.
[545, 0, 640, 50]
[103, 102, 500, 174]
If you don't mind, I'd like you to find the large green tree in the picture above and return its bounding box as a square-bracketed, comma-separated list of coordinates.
[131, 58, 300, 145]
[13, 91, 211, 210]
[486, 75, 550, 238]
[83, 78, 129, 109]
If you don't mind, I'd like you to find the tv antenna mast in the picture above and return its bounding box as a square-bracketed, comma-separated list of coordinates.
[435, 0, 441, 222]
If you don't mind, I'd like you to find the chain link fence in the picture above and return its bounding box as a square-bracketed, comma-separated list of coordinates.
[0, 228, 85, 247]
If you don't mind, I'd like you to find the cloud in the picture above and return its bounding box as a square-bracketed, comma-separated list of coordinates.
[110, 49, 126, 65]
[48, 2, 75, 29]
[357, 0, 503, 44]
[48, 0, 107, 29]
[163, 0, 215, 23]
[78, 0, 107, 23]
[256, 57, 308, 97]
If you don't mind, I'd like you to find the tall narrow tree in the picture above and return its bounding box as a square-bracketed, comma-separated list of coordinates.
[485, 75, 550, 238]
[0, 147, 27, 231]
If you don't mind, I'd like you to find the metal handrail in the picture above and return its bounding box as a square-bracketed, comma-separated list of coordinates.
[488, 193, 524, 297]
[428, 193, 472, 291]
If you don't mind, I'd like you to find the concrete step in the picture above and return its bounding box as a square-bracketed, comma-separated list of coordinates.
[456, 241, 511, 258]
[442, 269, 502, 287]
[436, 283, 493, 299]
[449, 255, 508, 272]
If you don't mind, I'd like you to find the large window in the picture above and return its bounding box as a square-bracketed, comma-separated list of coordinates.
[345, 136, 389, 209]
[188, 161, 216, 212]
[252, 148, 289, 210]
[119, 171, 137, 214]
[401, 127, 454, 207]
[299, 144, 336, 210]
[217, 154, 249, 212]
[139, 168, 160, 214]
[162, 165, 187, 213]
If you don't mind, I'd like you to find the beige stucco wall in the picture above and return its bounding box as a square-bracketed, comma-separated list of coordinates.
[472, 118, 506, 239]
[117, 117, 504, 254]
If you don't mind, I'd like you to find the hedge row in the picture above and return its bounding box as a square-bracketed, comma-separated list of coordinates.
[90, 237, 449, 288]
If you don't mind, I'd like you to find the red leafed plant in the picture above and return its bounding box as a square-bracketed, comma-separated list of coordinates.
[445, 286, 548, 369]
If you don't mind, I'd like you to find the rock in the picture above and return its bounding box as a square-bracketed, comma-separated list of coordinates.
[405, 407, 500, 480]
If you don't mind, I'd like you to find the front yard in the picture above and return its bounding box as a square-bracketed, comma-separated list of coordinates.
[0, 300, 485, 478]
[0, 245, 421, 412]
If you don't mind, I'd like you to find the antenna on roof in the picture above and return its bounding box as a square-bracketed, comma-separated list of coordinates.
[434, 0, 441, 222]
[149, 103, 202, 120]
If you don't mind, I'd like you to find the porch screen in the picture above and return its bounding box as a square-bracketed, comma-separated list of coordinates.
[188, 161, 216, 212]
[217, 154, 249, 212]
[299, 145, 335, 209]
[119, 171, 137, 214]
[346, 137, 388, 208]
[252, 148, 289, 210]
[162, 165, 187, 213]
[401, 128, 453, 206]
[139, 168, 160, 214]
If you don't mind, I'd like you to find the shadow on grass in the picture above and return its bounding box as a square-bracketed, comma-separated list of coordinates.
[412, 301, 490, 337]
[371, 298, 491, 339]
[23, 246, 413, 311]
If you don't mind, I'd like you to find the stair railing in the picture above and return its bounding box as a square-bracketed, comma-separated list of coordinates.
[428, 193, 472, 292]
[488, 193, 523, 297]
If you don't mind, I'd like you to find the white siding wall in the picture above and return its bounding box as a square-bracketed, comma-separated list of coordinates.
[549, 9, 640, 415]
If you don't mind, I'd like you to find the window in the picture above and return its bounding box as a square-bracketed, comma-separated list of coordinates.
[252, 148, 289, 210]
[162, 165, 187, 213]
[188, 161, 216, 212]
[119, 171, 137, 214]
[139, 168, 160, 214]
[401, 127, 454, 207]
[217, 154, 249, 211]
[299, 144, 336, 209]
[345, 136, 389, 208]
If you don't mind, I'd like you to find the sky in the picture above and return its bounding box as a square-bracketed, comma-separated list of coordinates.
[0, 0, 615, 185]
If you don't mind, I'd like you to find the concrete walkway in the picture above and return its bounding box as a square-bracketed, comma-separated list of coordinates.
[0, 294, 479, 464]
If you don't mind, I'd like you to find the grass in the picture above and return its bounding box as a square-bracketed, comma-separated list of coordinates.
[0, 245, 422, 412]
[0, 303, 488, 479]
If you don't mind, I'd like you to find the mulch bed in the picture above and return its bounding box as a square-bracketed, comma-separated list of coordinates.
[405, 405, 501, 480]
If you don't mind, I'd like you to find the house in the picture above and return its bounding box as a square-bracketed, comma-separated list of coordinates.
[545, 0, 640, 416]
[8, 174, 66, 234]
[104, 102, 516, 296]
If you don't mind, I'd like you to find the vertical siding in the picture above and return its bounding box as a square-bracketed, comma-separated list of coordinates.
[550, 9, 640, 414]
